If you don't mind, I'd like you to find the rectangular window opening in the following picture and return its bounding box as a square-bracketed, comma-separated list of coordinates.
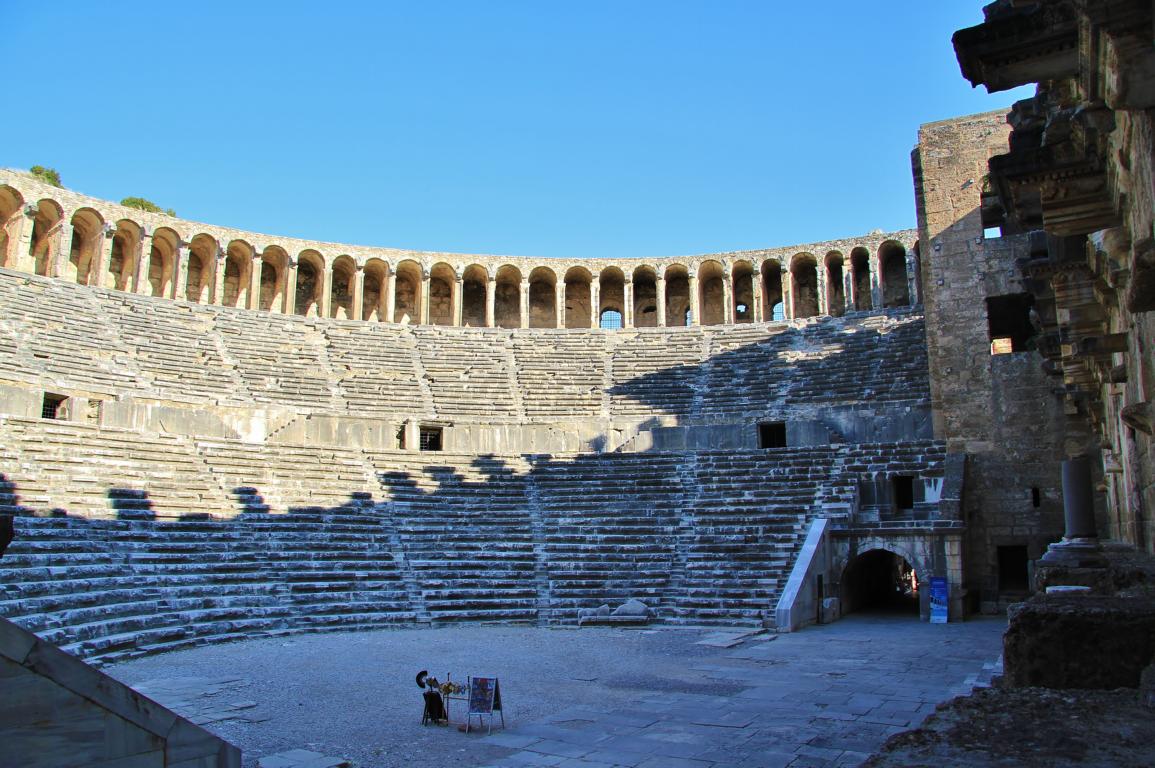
[998, 545, 1030, 592]
[893, 475, 915, 510]
[1031, 486, 1041, 508]
[758, 422, 787, 449]
[419, 426, 443, 452]
[986, 293, 1036, 354]
[41, 393, 67, 420]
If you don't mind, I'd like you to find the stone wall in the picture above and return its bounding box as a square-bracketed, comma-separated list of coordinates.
[914, 112, 1094, 611]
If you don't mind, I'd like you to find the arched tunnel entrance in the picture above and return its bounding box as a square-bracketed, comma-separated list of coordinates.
[841, 549, 919, 615]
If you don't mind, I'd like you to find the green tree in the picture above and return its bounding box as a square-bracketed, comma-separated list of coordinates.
[121, 197, 176, 217]
[29, 166, 62, 188]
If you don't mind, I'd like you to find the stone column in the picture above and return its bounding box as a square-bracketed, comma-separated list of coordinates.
[248, 253, 264, 309]
[520, 278, 530, 329]
[92, 225, 114, 291]
[135, 231, 153, 294]
[486, 277, 496, 327]
[590, 281, 601, 328]
[213, 251, 227, 306]
[656, 275, 667, 327]
[722, 268, 734, 325]
[688, 274, 700, 326]
[385, 269, 397, 323]
[1040, 455, 1105, 568]
[816, 262, 828, 316]
[781, 266, 794, 320]
[351, 265, 365, 321]
[419, 268, 431, 325]
[173, 241, 190, 301]
[870, 252, 882, 309]
[284, 258, 299, 315]
[453, 273, 464, 326]
[53, 220, 74, 280]
[843, 269, 854, 314]
[751, 270, 763, 322]
[10, 204, 36, 273]
[624, 277, 634, 328]
[554, 281, 565, 328]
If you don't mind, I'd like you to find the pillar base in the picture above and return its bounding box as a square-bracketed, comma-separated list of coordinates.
[1039, 537, 1107, 568]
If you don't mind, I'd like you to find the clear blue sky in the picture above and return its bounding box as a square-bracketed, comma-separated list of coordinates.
[2, 2, 1027, 259]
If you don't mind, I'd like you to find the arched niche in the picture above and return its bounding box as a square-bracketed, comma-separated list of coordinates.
[149, 227, 181, 298]
[732, 261, 754, 323]
[0, 185, 24, 269]
[362, 258, 388, 321]
[632, 265, 658, 328]
[825, 250, 846, 318]
[30, 199, 64, 277]
[461, 264, 488, 327]
[564, 266, 592, 329]
[330, 255, 357, 319]
[528, 266, 557, 328]
[761, 259, 784, 321]
[599, 266, 625, 323]
[186, 234, 219, 303]
[879, 241, 910, 308]
[67, 208, 105, 286]
[222, 240, 254, 308]
[393, 259, 422, 324]
[258, 245, 289, 312]
[664, 264, 690, 327]
[109, 220, 142, 292]
[851, 246, 872, 311]
[429, 262, 455, 326]
[296, 249, 326, 317]
[494, 264, 521, 328]
[791, 252, 819, 319]
[698, 260, 725, 326]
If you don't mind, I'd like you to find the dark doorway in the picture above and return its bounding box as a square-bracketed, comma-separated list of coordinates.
[998, 545, 1030, 593]
[758, 422, 787, 449]
[841, 550, 919, 615]
[419, 426, 443, 452]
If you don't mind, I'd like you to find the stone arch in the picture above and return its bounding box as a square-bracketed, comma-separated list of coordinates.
[0, 185, 25, 269]
[330, 255, 357, 319]
[528, 266, 557, 328]
[362, 258, 388, 321]
[109, 220, 142, 291]
[66, 208, 105, 286]
[564, 266, 592, 329]
[825, 250, 846, 318]
[599, 266, 625, 325]
[879, 241, 910, 308]
[186, 234, 219, 303]
[494, 264, 521, 328]
[148, 227, 181, 298]
[296, 249, 326, 317]
[761, 259, 784, 321]
[664, 264, 690, 327]
[222, 240, 254, 308]
[698, 260, 725, 326]
[393, 259, 422, 324]
[790, 252, 819, 319]
[429, 262, 455, 326]
[839, 547, 921, 616]
[851, 246, 872, 310]
[732, 260, 755, 323]
[30, 199, 64, 277]
[461, 264, 488, 327]
[632, 265, 658, 328]
[258, 245, 289, 312]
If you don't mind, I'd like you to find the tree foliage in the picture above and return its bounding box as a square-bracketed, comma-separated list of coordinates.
[30, 166, 62, 188]
[121, 197, 176, 217]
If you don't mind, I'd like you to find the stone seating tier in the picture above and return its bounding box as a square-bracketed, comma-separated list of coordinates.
[0, 269, 930, 425]
[0, 416, 948, 654]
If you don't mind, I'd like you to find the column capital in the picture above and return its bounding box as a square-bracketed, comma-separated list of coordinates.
[23, 203, 38, 218]
[103, 223, 115, 238]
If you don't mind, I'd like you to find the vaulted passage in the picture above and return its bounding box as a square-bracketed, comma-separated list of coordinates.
[841, 550, 919, 615]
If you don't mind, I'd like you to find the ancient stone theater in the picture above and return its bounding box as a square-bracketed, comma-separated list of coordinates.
[1, 1, 1153, 765]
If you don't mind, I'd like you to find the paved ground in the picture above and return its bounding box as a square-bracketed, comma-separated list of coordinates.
[106, 613, 1006, 768]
